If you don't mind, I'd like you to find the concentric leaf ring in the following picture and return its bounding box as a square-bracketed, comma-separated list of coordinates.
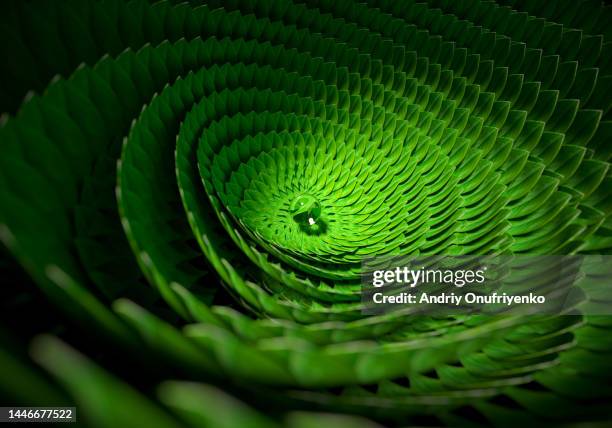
[1, 1, 611, 426]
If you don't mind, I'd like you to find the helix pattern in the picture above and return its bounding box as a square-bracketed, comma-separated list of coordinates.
[1, 1, 611, 427]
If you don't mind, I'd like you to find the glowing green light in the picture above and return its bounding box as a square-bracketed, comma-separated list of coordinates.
[289, 194, 321, 227]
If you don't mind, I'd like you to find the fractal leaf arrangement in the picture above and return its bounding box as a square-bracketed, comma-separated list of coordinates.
[0, 0, 611, 427]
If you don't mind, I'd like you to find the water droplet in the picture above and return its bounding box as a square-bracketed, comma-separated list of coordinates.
[290, 194, 321, 227]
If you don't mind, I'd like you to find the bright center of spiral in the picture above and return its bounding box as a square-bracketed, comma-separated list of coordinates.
[290, 194, 321, 227]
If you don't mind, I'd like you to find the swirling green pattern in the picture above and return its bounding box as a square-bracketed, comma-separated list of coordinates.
[1, 0, 611, 426]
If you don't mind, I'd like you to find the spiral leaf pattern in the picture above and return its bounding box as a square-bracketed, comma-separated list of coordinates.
[1, 0, 611, 426]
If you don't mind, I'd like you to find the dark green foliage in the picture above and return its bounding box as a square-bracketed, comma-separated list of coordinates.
[0, 0, 611, 426]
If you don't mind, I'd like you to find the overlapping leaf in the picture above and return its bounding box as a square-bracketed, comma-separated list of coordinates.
[1, 0, 611, 426]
